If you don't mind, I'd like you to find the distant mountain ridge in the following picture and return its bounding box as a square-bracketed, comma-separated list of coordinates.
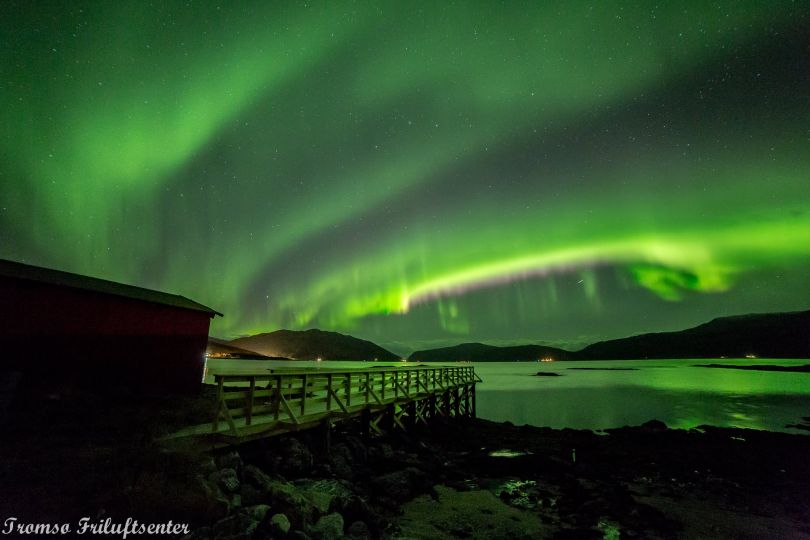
[578, 310, 810, 360]
[229, 329, 400, 361]
[225, 309, 809, 363]
[409, 342, 571, 362]
[408, 310, 810, 361]
[206, 338, 288, 359]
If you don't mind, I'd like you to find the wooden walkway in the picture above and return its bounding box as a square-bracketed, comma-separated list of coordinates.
[166, 365, 480, 446]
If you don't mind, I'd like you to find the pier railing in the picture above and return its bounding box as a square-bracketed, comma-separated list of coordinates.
[169, 365, 479, 445]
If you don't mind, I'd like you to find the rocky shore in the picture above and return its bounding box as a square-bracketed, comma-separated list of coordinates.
[158, 418, 810, 539]
[2, 391, 810, 539]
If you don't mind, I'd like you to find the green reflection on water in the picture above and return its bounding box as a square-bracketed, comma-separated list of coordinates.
[207, 358, 810, 432]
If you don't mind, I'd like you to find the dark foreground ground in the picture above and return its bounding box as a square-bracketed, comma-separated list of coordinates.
[1, 389, 810, 539]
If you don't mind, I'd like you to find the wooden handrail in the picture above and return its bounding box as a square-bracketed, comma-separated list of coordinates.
[208, 365, 478, 436]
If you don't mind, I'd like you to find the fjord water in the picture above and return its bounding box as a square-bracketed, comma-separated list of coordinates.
[474, 359, 810, 433]
[206, 358, 810, 433]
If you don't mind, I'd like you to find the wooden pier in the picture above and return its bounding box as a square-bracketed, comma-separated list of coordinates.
[167, 365, 480, 446]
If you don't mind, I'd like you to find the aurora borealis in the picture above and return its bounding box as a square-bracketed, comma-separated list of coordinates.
[2, 2, 809, 353]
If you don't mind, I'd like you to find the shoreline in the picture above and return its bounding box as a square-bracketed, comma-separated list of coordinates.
[2, 386, 810, 539]
[173, 417, 810, 539]
[1, 372, 809, 539]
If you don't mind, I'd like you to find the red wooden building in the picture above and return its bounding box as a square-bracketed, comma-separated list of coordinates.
[0, 258, 221, 394]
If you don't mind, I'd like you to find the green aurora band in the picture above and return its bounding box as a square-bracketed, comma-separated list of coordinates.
[2, 1, 809, 351]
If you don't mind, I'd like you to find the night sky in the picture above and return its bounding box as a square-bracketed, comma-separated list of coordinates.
[2, 2, 809, 354]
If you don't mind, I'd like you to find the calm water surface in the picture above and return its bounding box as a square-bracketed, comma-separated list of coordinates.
[206, 358, 810, 433]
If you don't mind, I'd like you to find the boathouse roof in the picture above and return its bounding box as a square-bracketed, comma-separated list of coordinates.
[0, 258, 222, 317]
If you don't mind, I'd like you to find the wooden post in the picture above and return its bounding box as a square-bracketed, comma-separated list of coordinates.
[246, 376, 255, 425]
[273, 375, 282, 420]
[406, 400, 416, 428]
[384, 403, 395, 431]
[365, 372, 370, 404]
[213, 375, 224, 432]
[424, 393, 430, 420]
[472, 381, 477, 418]
[301, 374, 307, 416]
[346, 373, 352, 408]
[327, 373, 333, 411]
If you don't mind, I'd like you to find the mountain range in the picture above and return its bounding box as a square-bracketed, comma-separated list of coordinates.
[218, 309, 809, 362]
[410, 310, 809, 361]
[577, 310, 810, 360]
[409, 343, 572, 362]
[229, 328, 400, 361]
[206, 337, 287, 359]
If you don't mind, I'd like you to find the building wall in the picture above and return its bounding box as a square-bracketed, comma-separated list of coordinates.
[0, 277, 213, 393]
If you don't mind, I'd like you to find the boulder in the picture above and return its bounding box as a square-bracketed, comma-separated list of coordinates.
[210, 468, 241, 494]
[199, 456, 218, 477]
[341, 496, 384, 534]
[241, 464, 316, 527]
[296, 479, 354, 515]
[368, 442, 394, 461]
[240, 483, 264, 507]
[328, 443, 355, 480]
[371, 467, 429, 503]
[392, 452, 423, 469]
[277, 437, 314, 477]
[308, 512, 344, 540]
[269, 513, 291, 536]
[346, 520, 371, 540]
[268, 480, 317, 529]
[216, 451, 243, 475]
[242, 464, 275, 490]
[342, 435, 368, 462]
